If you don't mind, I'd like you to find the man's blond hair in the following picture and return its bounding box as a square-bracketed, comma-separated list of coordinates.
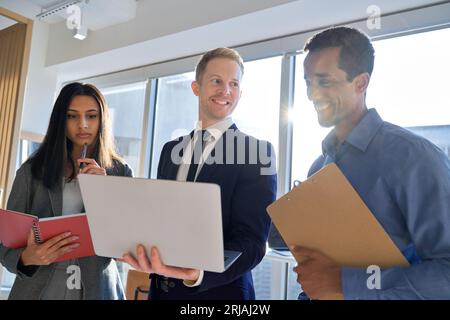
[195, 47, 244, 83]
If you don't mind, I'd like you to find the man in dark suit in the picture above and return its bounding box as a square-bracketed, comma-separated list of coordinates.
[122, 47, 277, 299]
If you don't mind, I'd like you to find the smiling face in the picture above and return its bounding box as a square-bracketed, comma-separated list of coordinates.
[65, 95, 100, 149]
[191, 57, 242, 128]
[303, 47, 369, 139]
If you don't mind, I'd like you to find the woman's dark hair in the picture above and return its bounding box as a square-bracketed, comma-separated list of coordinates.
[29, 82, 123, 188]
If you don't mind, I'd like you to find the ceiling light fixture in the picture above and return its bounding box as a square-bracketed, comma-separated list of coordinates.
[36, 0, 83, 20]
[73, 24, 88, 40]
[36, 0, 90, 40]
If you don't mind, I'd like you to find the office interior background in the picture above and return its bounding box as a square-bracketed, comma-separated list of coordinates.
[0, 0, 449, 300]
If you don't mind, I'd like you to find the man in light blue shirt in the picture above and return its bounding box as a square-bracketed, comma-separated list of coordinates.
[292, 26, 450, 299]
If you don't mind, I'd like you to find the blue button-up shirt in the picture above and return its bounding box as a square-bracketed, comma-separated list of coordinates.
[309, 108, 450, 299]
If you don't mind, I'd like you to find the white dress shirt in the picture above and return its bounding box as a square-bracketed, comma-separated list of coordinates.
[176, 117, 234, 182]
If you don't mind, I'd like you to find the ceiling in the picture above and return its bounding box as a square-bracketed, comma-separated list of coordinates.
[0, 15, 17, 30]
[24, 0, 297, 31]
[27, 0, 138, 30]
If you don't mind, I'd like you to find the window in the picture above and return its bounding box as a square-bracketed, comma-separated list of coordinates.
[150, 72, 198, 178]
[291, 53, 330, 183]
[16, 139, 41, 168]
[253, 249, 302, 300]
[235, 56, 282, 299]
[102, 82, 147, 176]
[367, 28, 450, 155]
[233, 56, 281, 154]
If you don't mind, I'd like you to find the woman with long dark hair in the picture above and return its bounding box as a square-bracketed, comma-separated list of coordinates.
[0, 82, 132, 299]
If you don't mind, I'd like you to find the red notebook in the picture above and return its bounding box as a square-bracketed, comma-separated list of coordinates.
[0, 209, 95, 262]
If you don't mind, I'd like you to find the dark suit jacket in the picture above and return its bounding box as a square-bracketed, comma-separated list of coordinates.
[150, 124, 277, 300]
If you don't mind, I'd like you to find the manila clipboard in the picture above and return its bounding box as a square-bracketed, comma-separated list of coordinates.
[266, 163, 410, 299]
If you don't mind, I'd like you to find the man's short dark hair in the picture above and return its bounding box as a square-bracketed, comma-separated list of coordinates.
[304, 26, 375, 81]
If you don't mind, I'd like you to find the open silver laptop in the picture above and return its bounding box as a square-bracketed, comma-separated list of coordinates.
[78, 174, 241, 273]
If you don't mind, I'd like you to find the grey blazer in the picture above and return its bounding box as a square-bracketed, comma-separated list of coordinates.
[0, 160, 133, 300]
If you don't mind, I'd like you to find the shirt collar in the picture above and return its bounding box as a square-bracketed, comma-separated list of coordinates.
[322, 108, 384, 155]
[194, 117, 234, 142]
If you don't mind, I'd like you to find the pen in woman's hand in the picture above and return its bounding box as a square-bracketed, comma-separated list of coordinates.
[79, 143, 88, 172]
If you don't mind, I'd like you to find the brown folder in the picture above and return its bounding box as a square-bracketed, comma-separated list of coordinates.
[267, 163, 409, 298]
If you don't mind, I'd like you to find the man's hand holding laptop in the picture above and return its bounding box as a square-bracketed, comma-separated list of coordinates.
[121, 244, 200, 282]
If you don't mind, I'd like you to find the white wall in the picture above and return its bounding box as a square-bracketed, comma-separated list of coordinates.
[21, 20, 58, 135]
